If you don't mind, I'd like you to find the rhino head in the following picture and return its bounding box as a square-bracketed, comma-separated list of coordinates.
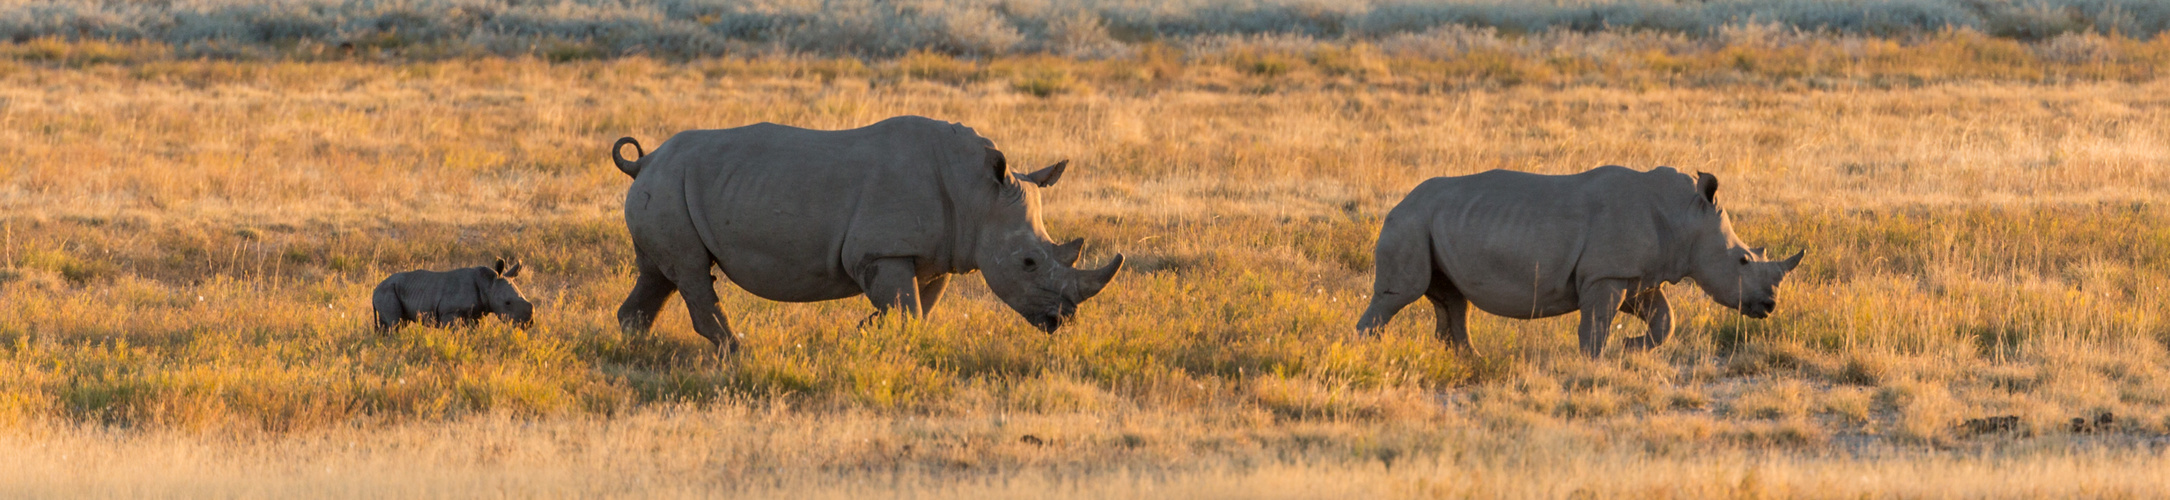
[975, 150, 1124, 332]
[1686, 173, 1803, 319]
[484, 257, 536, 328]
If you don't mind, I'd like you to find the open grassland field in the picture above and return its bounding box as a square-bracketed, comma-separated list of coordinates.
[5, 11, 2170, 497]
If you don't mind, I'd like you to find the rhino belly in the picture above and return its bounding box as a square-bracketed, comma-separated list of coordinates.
[706, 208, 868, 303]
[713, 248, 865, 302]
[1431, 227, 1583, 320]
[1450, 271, 1583, 319]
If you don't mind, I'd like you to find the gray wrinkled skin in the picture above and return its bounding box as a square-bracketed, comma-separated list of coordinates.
[610, 116, 1123, 354]
[372, 258, 534, 331]
[1355, 166, 1803, 358]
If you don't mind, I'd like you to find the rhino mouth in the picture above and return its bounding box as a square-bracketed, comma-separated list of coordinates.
[1026, 300, 1080, 333]
[1741, 300, 1776, 319]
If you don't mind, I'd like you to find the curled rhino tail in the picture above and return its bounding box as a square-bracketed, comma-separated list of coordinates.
[612, 137, 647, 178]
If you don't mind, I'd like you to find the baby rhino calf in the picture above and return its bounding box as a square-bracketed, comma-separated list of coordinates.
[372, 258, 534, 331]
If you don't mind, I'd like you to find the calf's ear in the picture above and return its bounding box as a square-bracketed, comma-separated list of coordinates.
[505, 258, 523, 278]
[1695, 172, 1719, 205]
[1781, 250, 1805, 272]
[493, 258, 508, 276]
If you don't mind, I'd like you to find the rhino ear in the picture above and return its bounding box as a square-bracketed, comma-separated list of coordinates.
[492, 258, 508, 276]
[1016, 160, 1068, 188]
[1054, 238, 1084, 267]
[505, 258, 523, 278]
[1695, 172, 1719, 205]
[1780, 250, 1804, 272]
[984, 148, 1009, 186]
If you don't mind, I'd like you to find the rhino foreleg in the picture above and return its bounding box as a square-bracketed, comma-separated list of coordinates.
[1618, 288, 1673, 351]
[860, 258, 924, 323]
[616, 260, 680, 334]
[917, 274, 950, 314]
[1575, 280, 1637, 358]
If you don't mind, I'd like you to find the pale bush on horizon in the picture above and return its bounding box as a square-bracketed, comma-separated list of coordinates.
[0, 0, 2165, 59]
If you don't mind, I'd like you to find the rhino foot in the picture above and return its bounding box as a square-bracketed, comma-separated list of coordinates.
[1621, 335, 1662, 351]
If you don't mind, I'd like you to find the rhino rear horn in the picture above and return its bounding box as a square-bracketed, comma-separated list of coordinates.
[1077, 254, 1124, 301]
[1054, 238, 1084, 266]
[1017, 160, 1069, 187]
[1780, 250, 1805, 272]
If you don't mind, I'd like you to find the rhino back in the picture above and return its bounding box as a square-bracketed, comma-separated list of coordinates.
[1418, 167, 1701, 317]
[385, 268, 485, 320]
[627, 117, 994, 302]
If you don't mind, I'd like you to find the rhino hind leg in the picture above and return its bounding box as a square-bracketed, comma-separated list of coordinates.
[616, 257, 681, 334]
[370, 283, 405, 333]
[1356, 215, 1435, 334]
[675, 271, 741, 354]
[1424, 279, 1479, 355]
[1617, 289, 1673, 351]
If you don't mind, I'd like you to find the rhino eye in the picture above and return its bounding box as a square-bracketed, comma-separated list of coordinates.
[1022, 257, 1040, 272]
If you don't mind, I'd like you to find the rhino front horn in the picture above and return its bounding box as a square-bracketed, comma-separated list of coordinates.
[1077, 254, 1125, 301]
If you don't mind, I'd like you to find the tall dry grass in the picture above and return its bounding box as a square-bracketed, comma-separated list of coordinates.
[0, 39, 2167, 495]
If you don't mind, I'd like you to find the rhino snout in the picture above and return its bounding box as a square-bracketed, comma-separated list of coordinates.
[1027, 300, 1080, 333]
[1742, 299, 1776, 319]
[1030, 314, 1063, 333]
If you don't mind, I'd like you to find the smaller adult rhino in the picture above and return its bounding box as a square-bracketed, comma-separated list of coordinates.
[1356, 166, 1803, 358]
[372, 258, 535, 332]
[610, 116, 1123, 354]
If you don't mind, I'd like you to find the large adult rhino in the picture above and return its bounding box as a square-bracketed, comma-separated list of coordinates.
[1355, 166, 1803, 358]
[609, 116, 1124, 353]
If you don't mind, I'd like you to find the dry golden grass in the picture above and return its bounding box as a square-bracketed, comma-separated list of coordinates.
[2, 39, 2170, 496]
